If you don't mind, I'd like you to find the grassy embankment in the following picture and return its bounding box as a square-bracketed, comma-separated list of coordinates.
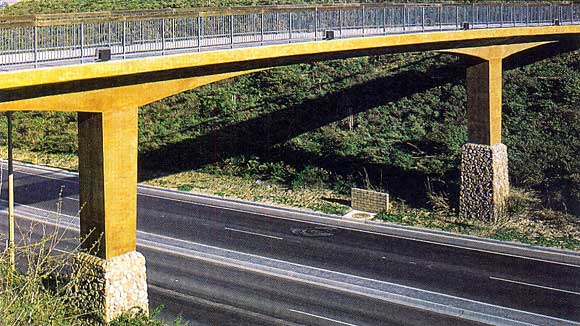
[0, 0, 578, 250]
[0, 228, 185, 326]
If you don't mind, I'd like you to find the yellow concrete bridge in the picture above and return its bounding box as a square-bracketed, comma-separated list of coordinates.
[0, 2, 579, 322]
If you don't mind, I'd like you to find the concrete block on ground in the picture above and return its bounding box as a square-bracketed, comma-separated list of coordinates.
[351, 188, 390, 213]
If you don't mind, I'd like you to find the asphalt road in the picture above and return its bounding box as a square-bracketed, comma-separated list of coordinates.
[1, 162, 579, 325]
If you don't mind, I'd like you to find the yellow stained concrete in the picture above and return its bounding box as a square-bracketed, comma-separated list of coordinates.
[1, 25, 578, 258]
[445, 42, 551, 145]
[78, 107, 138, 259]
[0, 70, 262, 112]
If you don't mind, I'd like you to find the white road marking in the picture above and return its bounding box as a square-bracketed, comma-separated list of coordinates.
[288, 309, 360, 326]
[4, 206, 580, 325]
[4, 162, 580, 269]
[224, 227, 283, 240]
[142, 190, 580, 269]
[490, 276, 580, 296]
[65, 197, 79, 201]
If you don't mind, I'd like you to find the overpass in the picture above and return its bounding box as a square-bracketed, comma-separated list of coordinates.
[0, 2, 579, 322]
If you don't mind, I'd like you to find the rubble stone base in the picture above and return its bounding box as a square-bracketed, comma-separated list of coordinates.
[71, 251, 149, 324]
[459, 143, 509, 221]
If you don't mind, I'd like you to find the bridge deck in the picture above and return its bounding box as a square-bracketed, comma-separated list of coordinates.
[1, 2, 579, 71]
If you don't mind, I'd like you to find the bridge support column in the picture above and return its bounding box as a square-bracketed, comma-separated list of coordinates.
[75, 107, 148, 323]
[459, 59, 509, 221]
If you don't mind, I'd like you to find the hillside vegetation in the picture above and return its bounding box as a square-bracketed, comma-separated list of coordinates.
[0, 1, 578, 247]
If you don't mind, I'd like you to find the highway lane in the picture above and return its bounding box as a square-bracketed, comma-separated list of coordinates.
[1, 162, 579, 325]
[0, 205, 486, 326]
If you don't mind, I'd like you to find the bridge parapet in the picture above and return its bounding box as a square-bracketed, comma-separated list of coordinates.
[1, 2, 578, 69]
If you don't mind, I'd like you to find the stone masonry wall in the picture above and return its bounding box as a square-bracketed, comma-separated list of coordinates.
[71, 251, 149, 324]
[351, 188, 390, 213]
[459, 143, 509, 221]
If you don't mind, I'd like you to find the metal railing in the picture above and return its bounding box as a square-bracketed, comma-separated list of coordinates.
[0, 2, 579, 69]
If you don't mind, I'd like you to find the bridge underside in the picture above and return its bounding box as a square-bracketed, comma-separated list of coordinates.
[0, 26, 579, 321]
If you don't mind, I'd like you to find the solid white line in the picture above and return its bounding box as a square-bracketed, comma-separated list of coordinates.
[5, 206, 579, 325]
[490, 276, 580, 296]
[6, 163, 580, 269]
[65, 197, 79, 201]
[288, 309, 360, 326]
[224, 227, 284, 240]
[141, 192, 580, 269]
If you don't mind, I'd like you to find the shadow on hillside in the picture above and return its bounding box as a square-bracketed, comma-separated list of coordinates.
[138, 41, 578, 208]
[138, 55, 467, 207]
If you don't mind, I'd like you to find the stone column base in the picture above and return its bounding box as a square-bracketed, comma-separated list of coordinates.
[459, 143, 509, 221]
[71, 251, 149, 324]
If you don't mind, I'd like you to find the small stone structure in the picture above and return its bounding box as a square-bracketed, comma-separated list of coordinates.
[459, 143, 509, 221]
[351, 188, 390, 213]
[71, 251, 149, 324]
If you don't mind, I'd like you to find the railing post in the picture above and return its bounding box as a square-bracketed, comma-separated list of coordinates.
[33, 25, 38, 67]
[512, 4, 515, 27]
[383, 7, 387, 34]
[122, 20, 126, 59]
[197, 16, 202, 51]
[260, 11, 264, 45]
[361, 6, 365, 36]
[472, 3, 475, 27]
[339, 8, 342, 38]
[140, 20, 144, 45]
[500, 4, 504, 27]
[403, 5, 407, 32]
[485, 5, 489, 28]
[526, 3, 529, 26]
[172, 18, 176, 45]
[161, 19, 166, 54]
[421, 6, 425, 32]
[107, 22, 112, 48]
[289, 11, 293, 42]
[439, 5, 443, 31]
[230, 14, 234, 48]
[314, 7, 318, 40]
[80, 23, 84, 63]
[456, 5, 459, 29]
